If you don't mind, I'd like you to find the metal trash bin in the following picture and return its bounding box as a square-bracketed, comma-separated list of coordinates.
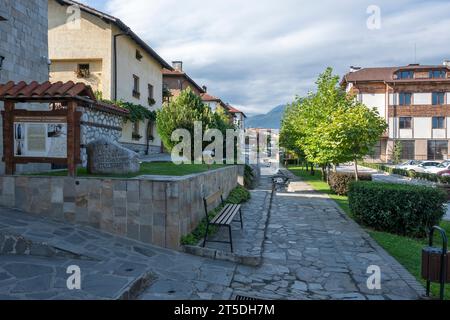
[422, 226, 448, 300]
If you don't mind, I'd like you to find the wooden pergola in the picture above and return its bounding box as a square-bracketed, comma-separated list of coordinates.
[0, 81, 128, 177]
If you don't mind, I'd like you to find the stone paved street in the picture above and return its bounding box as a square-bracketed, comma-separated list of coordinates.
[0, 209, 236, 300]
[0, 168, 425, 300]
[229, 170, 425, 300]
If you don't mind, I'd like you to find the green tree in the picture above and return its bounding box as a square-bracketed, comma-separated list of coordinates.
[280, 67, 387, 180]
[391, 140, 403, 165]
[156, 88, 231, 158]
[326, 101, 387, 180]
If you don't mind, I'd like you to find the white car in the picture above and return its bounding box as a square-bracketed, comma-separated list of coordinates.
[412, 161, 442, 173]
[425, 161, 450, 174]
[396, 160, 422, 171]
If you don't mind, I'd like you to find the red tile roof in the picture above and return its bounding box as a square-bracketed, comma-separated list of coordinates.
[226, 105, 247, 118]
[162, 68, 205, 93]
[0, 81, 129, 115]
[201, 93, 221, 102]
[343, 65, 450, 84]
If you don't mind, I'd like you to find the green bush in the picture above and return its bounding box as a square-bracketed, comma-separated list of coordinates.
[226, 185, 251, 204]
[180, 185, 251, 246]
[328, 172, 372, 196]
[348, 181, 447, 238]
[244, 165, 255, 189]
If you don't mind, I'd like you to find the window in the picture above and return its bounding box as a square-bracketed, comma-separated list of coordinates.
[432, 117, 445, 129]
[428, 140, 448, 160]
[399, 93, 412, 106]
[397, 71, 414, 79]
[400, 141, 415, 160]
[132, 122, 141, 140]
[136, 50, 143, 61]
[430, 70, 446, 79]
[432, 92, 445, 105]
[76, 64, 90, 78]
[148, 84, 154, 105]
[132, 75, 140, 98]
[399, 117, 412, 129]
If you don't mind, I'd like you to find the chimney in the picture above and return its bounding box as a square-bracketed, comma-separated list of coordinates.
[202, 85, 207, 92]
[172, 61, 183, 72]
[349, 66, 362, 73]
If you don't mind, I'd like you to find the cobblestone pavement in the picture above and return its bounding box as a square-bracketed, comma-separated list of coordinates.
[230, 170, 425, 300]
[203, 176, 272, 261]
[0, 168, 426, 300]
[0, 208, 236, 300]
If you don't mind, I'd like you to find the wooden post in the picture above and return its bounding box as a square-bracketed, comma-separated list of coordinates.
[3, 101, 15, 175]
[67, 101, 77, 177]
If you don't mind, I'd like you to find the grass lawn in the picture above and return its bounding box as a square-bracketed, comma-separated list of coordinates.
[289, 165, 449, 299]
[29, 162, 225, 178]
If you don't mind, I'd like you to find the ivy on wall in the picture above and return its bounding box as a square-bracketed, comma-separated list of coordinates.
[94, 91, 156, 123]
[115, 100, 156, 123]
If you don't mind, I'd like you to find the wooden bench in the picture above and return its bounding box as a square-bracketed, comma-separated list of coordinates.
[202, 190, 243, 252]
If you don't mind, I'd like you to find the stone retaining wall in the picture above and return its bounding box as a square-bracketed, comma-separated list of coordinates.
[0, 165, 243, 250]
[80, 108, 125, 167]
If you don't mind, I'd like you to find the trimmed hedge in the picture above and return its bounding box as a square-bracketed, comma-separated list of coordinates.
[328, 172, 372, 196]
[348, 181, 447, 238]
[362, 162, 450, 184]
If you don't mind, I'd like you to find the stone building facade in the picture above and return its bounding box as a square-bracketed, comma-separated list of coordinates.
[80, 107, 125, 167]
[0, 0, 50, 173]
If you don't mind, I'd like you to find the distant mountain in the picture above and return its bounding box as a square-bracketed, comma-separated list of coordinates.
[245, 105, 286, 129]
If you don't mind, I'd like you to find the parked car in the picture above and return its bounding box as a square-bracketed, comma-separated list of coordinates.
[425, 161, 450, 174]
[438, 170, 450, 177]
[412, 161, 442, 173]
[396, 160, 422, 171]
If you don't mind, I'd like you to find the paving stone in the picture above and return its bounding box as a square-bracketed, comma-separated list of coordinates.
[292, 281, 308, 291]
[3, 263, 53, 278]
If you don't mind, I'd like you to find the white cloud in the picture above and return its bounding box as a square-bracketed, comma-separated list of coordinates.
[83, 0, 450, 114]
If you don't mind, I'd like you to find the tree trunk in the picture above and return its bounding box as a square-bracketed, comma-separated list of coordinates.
[354, 159, 359, 181]
[310, 163, 315, 176]
[326, 165, 331, 184]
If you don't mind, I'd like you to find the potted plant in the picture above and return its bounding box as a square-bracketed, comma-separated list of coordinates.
[148, 98, 156, 106]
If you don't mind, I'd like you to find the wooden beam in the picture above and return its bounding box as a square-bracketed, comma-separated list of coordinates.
[67, 101, 77, 177]
[3, 101, 15, 175]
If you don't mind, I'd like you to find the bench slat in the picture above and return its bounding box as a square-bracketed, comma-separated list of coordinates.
[224, 205, 241, 225]
[211, 204, 235, 224]
[211, 204, 241, 225]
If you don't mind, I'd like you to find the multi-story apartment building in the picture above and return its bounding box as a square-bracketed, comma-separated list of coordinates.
[342, 62, 450, 161]
[0, 0, 51, 173]
[48, 0, 172, 154]
[162, 61, 205, 102]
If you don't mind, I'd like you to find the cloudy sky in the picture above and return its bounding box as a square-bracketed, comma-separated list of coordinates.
[81, 0, 450, 115]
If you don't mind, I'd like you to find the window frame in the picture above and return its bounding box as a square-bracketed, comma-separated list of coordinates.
[76, 64, 90, 78]
[397, 71, 414, 80]
[399, 93, 412, 106]
[432, 92, 445, 105]
[429, 70, 446, 79]
[136, 50, 143, 61]
[432, 116, 446, 129]
[132, 74, 140, 99]
[399, 117, 412, 129]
